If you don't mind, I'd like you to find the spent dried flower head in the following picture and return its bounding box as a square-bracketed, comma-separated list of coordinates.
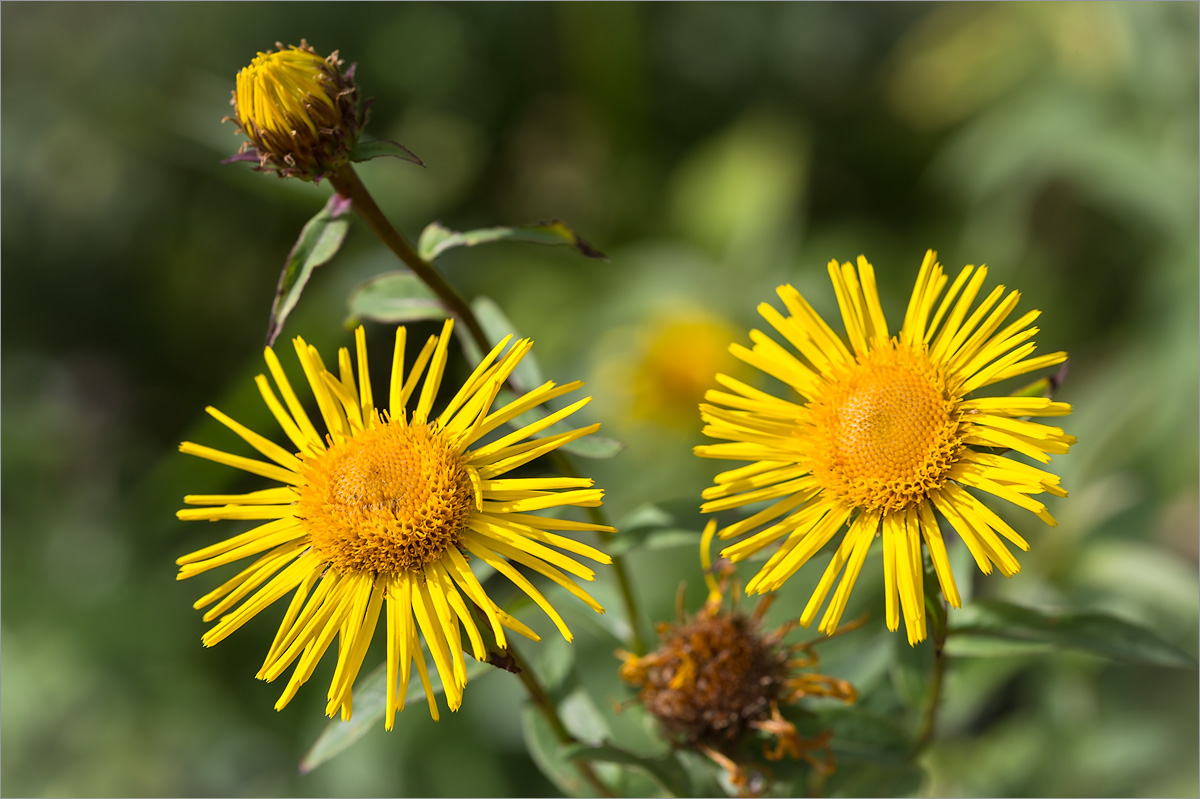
[618, 521, 858, 796]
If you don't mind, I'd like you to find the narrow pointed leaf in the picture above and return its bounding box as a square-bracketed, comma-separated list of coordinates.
[344, 271, 448, 327]
[349, 139, 425, 166]
[267, 193, 352, 345]
[563, 742, 690, 798]
[521, 704, 588, 797]
[606, 529, 701, 557]
[418, 219, 606, 262]
[890, 627, 935, 710]
[300, 657, 492, 774]
[808, 706, 915, 766]
[946, 600, 1197, 668]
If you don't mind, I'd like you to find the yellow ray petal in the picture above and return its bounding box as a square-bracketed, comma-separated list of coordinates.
[354, 326, 374, 420]
[204, 407, 303, 471]
[263, 346, 322, 445]
[413, 319, 455, 424]
[388, 326, 408, 423]
[179, 442, 300, 485]
[916, 500, 960, 608]
[464, 538, 573, 641]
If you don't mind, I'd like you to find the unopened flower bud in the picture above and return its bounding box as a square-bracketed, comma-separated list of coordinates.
[227, 40, 364, 181]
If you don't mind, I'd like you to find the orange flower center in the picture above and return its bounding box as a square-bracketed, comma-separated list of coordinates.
[806, 342, 962, 512]
[297, 421, 475, 574]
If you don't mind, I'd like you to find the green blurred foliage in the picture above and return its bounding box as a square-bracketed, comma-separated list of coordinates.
[2, 2, 1196, 797]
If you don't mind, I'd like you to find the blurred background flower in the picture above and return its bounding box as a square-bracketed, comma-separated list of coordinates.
[2, 3, 1196, 796]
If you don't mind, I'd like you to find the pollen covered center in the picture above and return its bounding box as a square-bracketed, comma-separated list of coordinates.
[297, 421, 475, 574]
[807, 343, 961, 511]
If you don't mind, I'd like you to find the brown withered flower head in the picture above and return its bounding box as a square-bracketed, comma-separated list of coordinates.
[225, 40, 365, 181]
[619, 521, 858, 796]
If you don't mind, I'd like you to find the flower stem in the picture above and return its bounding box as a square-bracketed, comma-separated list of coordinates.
[329, 164, 489, 352]
[914, 598, 949, 755]
[330, 166, 646, 657]
[506, 643, 617, 798]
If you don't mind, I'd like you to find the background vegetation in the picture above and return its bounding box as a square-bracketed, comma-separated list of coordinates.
[2, 3, 1197, 796]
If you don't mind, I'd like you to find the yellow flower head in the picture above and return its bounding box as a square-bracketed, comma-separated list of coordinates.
[695, 251, 1074, 644]
[228, 40, 362, 180]
[177, 321, 613, 726]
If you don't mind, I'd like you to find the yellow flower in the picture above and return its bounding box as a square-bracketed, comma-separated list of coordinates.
[628, 312, 747, 428]
[177, 321, 612, 726]
[228, 40, 362, 180]
[695, 251, 1074, 644]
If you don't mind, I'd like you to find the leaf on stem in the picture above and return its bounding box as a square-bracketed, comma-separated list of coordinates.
[267, 193, 352, 346]
[348, 139, 425, 167]
[603, 501, 708, 555]
[784, 705, 922, 797]
[299, 656, 493, 774]
[563, 742, 691, 798]
[418, 220, 607, 263]
[890, 628, 935, 710]
[812, 706, 916, 766]
[946, 600, 1197, 667]
[521, 704, 588, 796]
[344, 270, 448, 328]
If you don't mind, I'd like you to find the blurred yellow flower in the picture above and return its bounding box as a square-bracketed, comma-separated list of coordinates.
[696, 251, 1074, 644]
[229, 40, 362, 180]
[177, 321, 612, 726]
[595, 310, 745, 431]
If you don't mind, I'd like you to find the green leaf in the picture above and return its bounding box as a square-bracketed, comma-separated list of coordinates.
[349, 139, 425, 166]
[674, 750, 726, 798]
[533, 632, 576, 694]
[942, 635, 1055, 659]
[618, 503, 678, 533]
[344, 271, 447, 328]
[890, 628, 935, 710]
[563, 742, 690, 798]
[605, 501, 708, 556]
[521, 704, 590, 797]
[824, 761, 924, 798]
[267, 193, 352, 345]
[559, 686, 612, 744]
[418, 219, 606, 262]
[812, 706, 916, 766]
[946, 537, 975, 605]
[299, 657, 492, 774]
[946, 600, 1197, 668]
[606, 528, 701, 557]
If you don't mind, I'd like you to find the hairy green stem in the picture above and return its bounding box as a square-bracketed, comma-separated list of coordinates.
[507, 643, 617, 798]
[329, 164, 489, 351]
[329, 166, 645, 656]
